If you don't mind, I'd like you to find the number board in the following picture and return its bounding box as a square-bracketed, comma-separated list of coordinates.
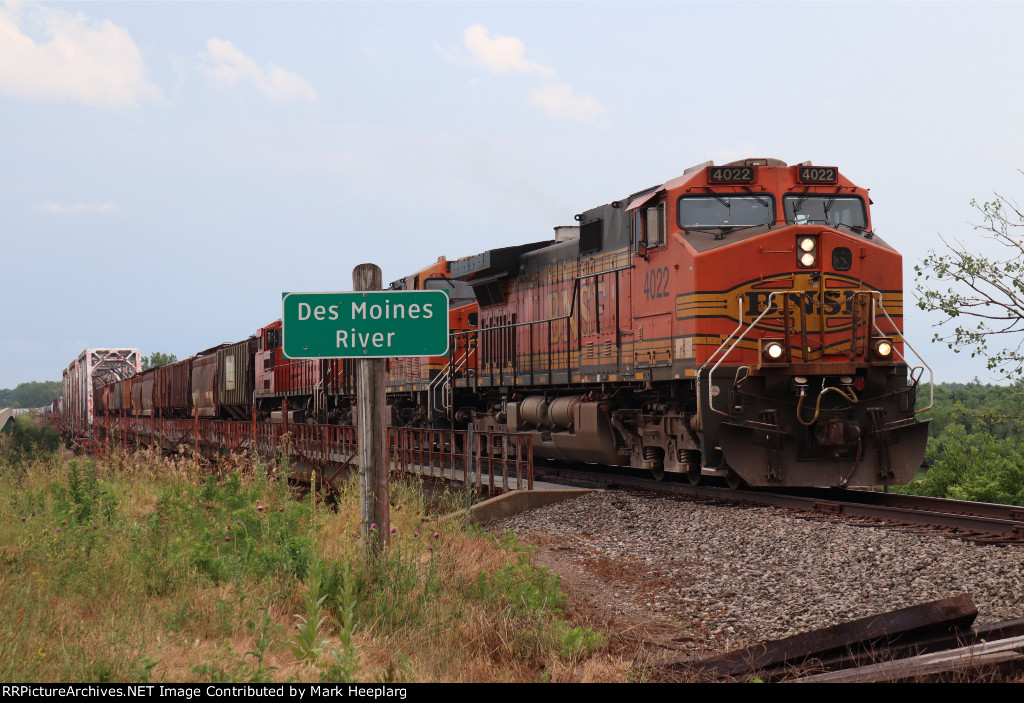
[708, 166, 755, 183]
[282, 290, 449, 359]
[798, 166, 838, 183]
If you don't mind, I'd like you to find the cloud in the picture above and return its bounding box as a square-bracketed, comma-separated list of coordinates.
[458, 25, 607, 124]
[462, 24, 556, 78]
[530, 83, 608, 125]
[201, 38, 318, 102]
[0, 3, 161, 107]
[33, 201, 117, 214]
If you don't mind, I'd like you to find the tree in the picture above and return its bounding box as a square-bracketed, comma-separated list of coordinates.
[0, 381, 63, 408]
[141, 352, 178, 370]
[915, 182, 1024, 378]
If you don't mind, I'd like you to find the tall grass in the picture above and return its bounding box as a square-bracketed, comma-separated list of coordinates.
[0, 420, 618, 682]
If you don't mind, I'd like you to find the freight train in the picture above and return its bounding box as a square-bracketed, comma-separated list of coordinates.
[72, 158, 930, 488]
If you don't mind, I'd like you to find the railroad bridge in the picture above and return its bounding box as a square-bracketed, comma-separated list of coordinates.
[60, 414, 535, 499]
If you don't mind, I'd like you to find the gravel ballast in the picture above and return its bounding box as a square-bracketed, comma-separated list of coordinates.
[489, 490, 1024, 653]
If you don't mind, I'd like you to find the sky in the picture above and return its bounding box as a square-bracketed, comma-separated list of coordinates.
[2, 0, 1023, 389]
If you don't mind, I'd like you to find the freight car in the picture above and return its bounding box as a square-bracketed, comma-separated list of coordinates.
[78, 158, 929, 488]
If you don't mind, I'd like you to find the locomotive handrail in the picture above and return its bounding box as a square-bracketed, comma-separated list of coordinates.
[428, 339, 473, 420]
[447, 262, 635, 381]
[869, 291, 934, 413]
[698, 293, 782, 417]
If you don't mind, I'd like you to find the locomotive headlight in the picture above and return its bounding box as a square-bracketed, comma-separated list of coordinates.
[761, 339, 787, 363]
[871, 338, 895, 361]
[797, 236, 818, 268]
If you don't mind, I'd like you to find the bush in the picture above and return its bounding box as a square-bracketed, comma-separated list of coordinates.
[902, 424, 1024, 505]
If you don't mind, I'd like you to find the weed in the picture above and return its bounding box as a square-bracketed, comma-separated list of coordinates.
[292, 574, 330, 662]
[551, 620, 607, 662]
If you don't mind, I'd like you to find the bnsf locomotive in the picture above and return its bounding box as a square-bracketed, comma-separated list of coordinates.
[80, 158, 930, 488]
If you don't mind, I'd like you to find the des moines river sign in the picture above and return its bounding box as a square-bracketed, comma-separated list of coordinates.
[282, 290, 449, 359]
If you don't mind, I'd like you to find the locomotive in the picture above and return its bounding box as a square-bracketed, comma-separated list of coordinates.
[79, 158, 930, 488]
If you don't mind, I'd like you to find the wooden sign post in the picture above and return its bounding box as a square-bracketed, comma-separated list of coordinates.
[354, 264, 390, 555]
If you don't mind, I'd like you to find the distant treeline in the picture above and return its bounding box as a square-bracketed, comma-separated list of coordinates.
[907, 381, 1024, 505]
[921, 381, 1024, 441]
[0, 381, 62, 409]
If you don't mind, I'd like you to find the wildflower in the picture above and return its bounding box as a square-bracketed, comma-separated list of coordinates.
[224, 536, 231, 542]
[257, 505, 264, 512]
[56, 528, 61, 533]
[428, 546, 433, 551]
[20, 516, 26, 522]
[414, 531, 419, 537]
[390, 526, 396, 534]
[92, 525, 98, 530]
[279, 507, 284, 512]
[61, 519, 67, 525]
[433, 532, 439, 538]
[214, 540, 219, 546]
[370, 523, 376, 530]
[420, 516, 428, 522]
[269, 477, 277, 483]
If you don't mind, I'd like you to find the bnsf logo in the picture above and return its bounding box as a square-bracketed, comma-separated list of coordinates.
[744, 290, 857, 319]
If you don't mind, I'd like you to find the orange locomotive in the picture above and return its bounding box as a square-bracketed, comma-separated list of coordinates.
[442, 158, 930, 487]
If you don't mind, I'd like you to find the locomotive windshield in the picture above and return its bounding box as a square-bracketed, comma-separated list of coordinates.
[783, 195, 866, 228]
[677, 195, 774, 228]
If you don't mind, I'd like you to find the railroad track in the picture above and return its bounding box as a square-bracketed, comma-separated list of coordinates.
[533, 462, 1024, 545]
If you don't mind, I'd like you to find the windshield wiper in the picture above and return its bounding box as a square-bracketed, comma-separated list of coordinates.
[836, 222, 874, 238]
[682, 223, 772, 239]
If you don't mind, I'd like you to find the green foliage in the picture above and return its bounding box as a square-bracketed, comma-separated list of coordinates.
[0, 454, 611, 682]
[0, 381, 62, 409]
[469, 556, 568, 615]
[292, 574, 330, 662]
[2, 415, 62, 466]
[915, 185, 1024, 378]
[466, 530, 605, 664]
[550, 620, 607, 662]
[902, 381, 1024, 504]
[52, 460, 118, 526]
[319, 561, 361, 683]
[130, 470, 312, 594]
[141, 352, 178, 371]
[904, 424, 1024, 505]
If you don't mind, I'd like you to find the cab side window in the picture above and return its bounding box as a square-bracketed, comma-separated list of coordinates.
[635, 202, 666, 250]
[646, 203, 665, 247]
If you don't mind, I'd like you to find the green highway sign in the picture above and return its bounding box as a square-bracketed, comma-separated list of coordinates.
[282, 290, 450, 359]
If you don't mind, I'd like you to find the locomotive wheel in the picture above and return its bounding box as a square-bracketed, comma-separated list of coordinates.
[726, 470, 747, 490]
[650, 465, 666, 481]
[687, 465, 702, 485]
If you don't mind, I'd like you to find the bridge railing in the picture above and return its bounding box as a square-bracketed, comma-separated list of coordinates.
[88, 416, 532, 494]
